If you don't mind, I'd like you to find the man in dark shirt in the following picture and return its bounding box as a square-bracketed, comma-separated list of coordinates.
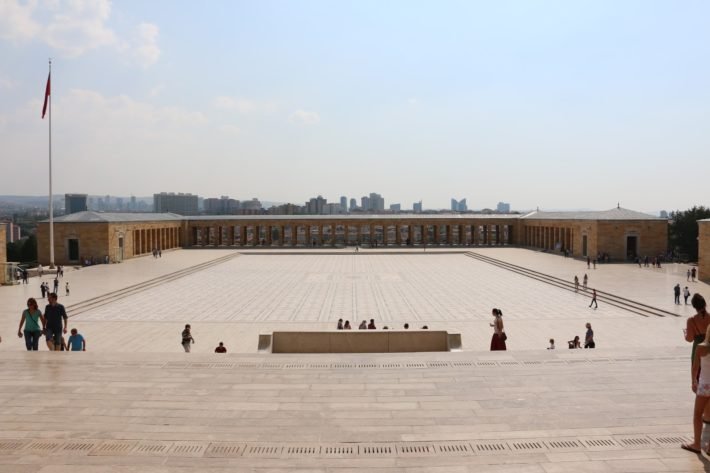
[43, 293, 67, 351]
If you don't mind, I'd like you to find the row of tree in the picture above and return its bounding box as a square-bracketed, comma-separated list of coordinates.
[669, 206, 710, 261]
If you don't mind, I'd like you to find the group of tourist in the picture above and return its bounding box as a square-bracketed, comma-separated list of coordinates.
[546, 324, 595, 350]
[16, 295, 85, 351]
[179, 324, 228, 353]
[335, 319, 426, 330]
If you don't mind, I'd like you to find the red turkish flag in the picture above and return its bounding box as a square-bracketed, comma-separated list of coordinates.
[42, 73, 50, 119]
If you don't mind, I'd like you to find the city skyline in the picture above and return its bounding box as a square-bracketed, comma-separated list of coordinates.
[1, 1, 708, 210]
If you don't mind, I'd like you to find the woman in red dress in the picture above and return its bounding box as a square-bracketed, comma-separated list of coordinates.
[490, 308, 507, 351]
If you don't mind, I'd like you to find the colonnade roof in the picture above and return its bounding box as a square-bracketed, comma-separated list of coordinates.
[47, 211, 184, 223]
[187, 214, 521, 221]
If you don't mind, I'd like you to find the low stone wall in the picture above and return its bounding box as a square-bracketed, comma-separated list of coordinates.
[266, 331, 458, 353]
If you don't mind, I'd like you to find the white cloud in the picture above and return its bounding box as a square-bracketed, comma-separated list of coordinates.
[0, 0, 160, 66]
[218, 124, 241, 135]
[289, 109, 320, 125]
[0, 0, 41, 41]
[213, 96, 277, 114]
[131, 22, 160, 67]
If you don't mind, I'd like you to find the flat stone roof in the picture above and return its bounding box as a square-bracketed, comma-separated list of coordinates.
[522, 207, 664, 221]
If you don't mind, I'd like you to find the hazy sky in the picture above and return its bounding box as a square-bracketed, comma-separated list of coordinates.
[1, 1, 708, 212]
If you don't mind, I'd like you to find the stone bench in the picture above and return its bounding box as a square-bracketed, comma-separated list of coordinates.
[258, 331, 462, 354]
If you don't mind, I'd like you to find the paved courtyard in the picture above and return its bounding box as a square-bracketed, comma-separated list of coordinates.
[0, 248, 708, 471]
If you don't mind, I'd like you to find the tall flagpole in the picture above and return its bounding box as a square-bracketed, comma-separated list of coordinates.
[48, 58, 55, 268]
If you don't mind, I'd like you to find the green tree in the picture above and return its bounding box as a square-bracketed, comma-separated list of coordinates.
[669, 206, 710, 261]
[5, 234, 37, 264]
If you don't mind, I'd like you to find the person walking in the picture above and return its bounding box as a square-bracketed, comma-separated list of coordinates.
[586, 256, 590, 269]
[583, 274, 588, 291]
[214, 342, 227, 353]
[66, 328, 86, 351]
[574, 275, 579, 292]
[181, 324, 195, 352]
[65, 282, 70, 296]
[682, 325, 710, 454]
[40, 282, 46, 299]
[692, 267, 697, 282]
[489, 308, 507, 351]
[688, 269, 692, 282]
[675, 284, 682, 305]
[17, 298, 43, 351]
[589, 289, 598, 309]
[43, 293, 68, 351]
[53, 277, 59, 294]
[684, 287, 691, 305]
[686, 294, 710, 366]
[584, 323, 595, 348]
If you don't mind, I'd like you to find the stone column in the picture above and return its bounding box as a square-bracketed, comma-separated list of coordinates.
[319, 225, 324, 246]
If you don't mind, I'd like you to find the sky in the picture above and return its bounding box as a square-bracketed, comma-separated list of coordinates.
[0, 0, 708, 212]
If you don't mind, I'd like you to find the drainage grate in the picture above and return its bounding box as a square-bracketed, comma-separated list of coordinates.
[89, 441, 137, 456]
[451, 362, 474, 367]
[381, 363, 402, 368]
[436, 442, 472, 455]
[242, 444, 283, 457]
[309, 363, 331, 369]
[579, 437, 620, 450]
[285, 363, 306, 369]
[321, 444, 356, 456]
[616, 436, 655, 448]
[359, 444, 395, 456]
[545, 439, 582, 451]
[60, 442, 97, 454]
[427, 362, 450, 368]
[523, 361, 542, 365]
[472, 441, 508, 453]
[169, 442, 208, 456]
[132, 441, 173, 455]
[0, 440, 28, 452]
[260, 363, 283, 369]
[208, 363, 235, 369]
[332, 363, 355, 369]
[23, 440, 63, 453]
[476, 361, 498, 367]
[509, 440, 546, 452]
[406, 363, 426, 368]
[284, 445, 320, 457]
[358, 364, 379, 369]
[499, 361, 520, 366]
[205, 443, 244, 457]
[396, 444, 435, 456]
[649, 435, 689, 445]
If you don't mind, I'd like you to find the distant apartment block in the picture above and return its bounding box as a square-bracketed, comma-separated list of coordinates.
[153, 192, 199, 215]
[390, 203, 401, 212]
[204, 196, 240, 215]
[497, 202, 511, 213]
[451, 198, 467, 212]
[413, 201, 423, 213]
[65, 194, 88, 214]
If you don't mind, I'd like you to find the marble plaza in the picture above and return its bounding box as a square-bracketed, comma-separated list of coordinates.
[0, 248, 708, 472]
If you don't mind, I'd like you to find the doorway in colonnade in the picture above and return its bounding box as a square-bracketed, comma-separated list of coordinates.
[345, 225, 357, 246]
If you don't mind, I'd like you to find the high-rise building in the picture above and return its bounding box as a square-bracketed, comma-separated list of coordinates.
[130, 196, 137, 211]
[305, 195, 327, 214]
[240, 198, 262, 214]
[153, 192, 199, 215]
[350, 198, 357, 211]
[413, 201, 423, 213]
[659, 210, 668, 219]
[361, 196, 370, 211]
[389, 203, 401, 212]
[64, 194, 88, 214]
[496, 202, 511, 213]
[204, 196, 240, 215]
[340, 196, 347, 213]
[369, 193, 385, 211]
[451, 198, 467, 212]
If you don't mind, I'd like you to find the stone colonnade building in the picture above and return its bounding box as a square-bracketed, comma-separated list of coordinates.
[37, 208, 668, 266]
[0, 227, 7, 284]
[699, 219, 710, 283]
